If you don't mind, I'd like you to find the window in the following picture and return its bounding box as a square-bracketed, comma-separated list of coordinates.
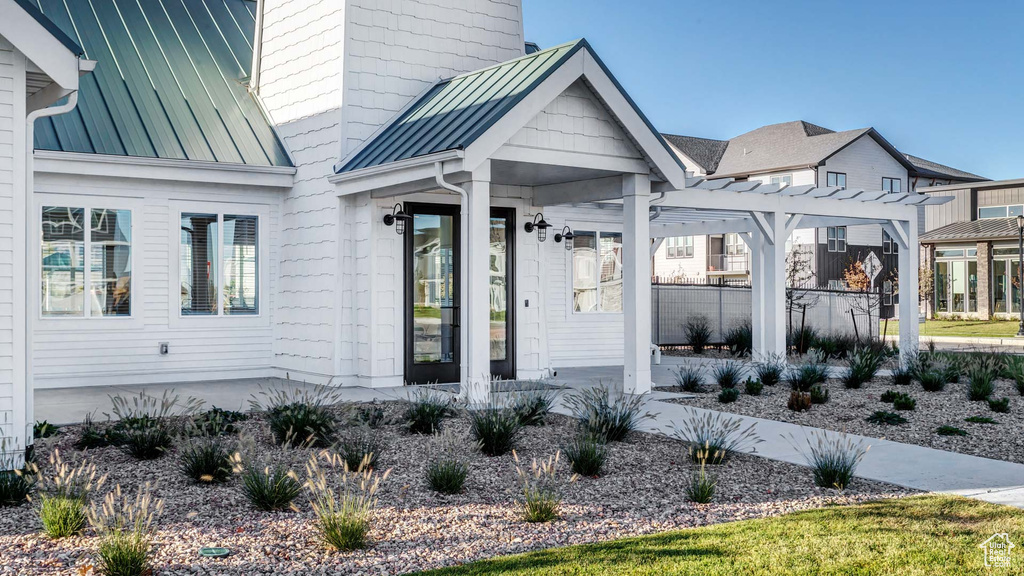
[827, 226, 847, 253]
[827, 172, 847, 189]
[882, 231, 898, 255]
[665, 236, 693, 259]
[882, 177, 901, 193]
[979, 205, 1024, 219]
[41, 206, 132, 317]
[572, 230, 622, 313]
[180, 213, 259, 316]
[883, 280, 894, 306]
[770, 174, 793, 186]
[724, 233, 745, 255]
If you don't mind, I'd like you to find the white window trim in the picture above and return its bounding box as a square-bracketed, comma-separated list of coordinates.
[566, 223, 624, 317]
[33, 195, 144, 330]
[882, 177, 902, 194]
[665, 236, 693, 259]
[826, 171, 847, 190]
[168, 200, 270, 330]
[827, 226, 847, 253]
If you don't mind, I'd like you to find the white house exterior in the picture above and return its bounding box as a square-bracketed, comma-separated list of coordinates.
[0, 0, 937, 462]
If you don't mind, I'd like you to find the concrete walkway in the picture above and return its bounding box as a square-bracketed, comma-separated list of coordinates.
[34, 360, 1024, 509]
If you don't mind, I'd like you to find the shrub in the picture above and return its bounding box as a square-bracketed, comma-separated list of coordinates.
[178, 437, 233, 484]
[989, 397, 1011, 413]
[880, 390, 899, 403]
[191, 407, 247, 436]
[684, 316, 714, 354]
[866, 411, 907, 425]
[788, 326, 818, 355]
[425, 429, 475, 495]
[788, 391, 812, 412]
[240, 462, 302, 511]
[668, 409, 763, 465]
[0, 438, 32, 507]
[564, 384, 652, 443]
[75, 414, 115, 450]
[788, 356, 829, 392]
[712, 362, 743, 390]
[965, 416, 998, 424]
[743, 377, 763, 396]
[34, 421, 58, 439]
[809, 385, 829, 405]
[251, 384, 341, 448]
[967, 367, 996, 401]
[684, 450, 716, 504]
[562, 433, 607, 477]
[109, 390, 203, 459]
[892, 394, 916, 411]
[674, 364, 707, 393]
[401, 388, 456, 435]
[754, 353, 787, 387]
[30, 450, 106, 539]
[891, 363, 913, 386]
[355, 403, 389, 428]
[918, 370, 947, 393]
[717, 388, 740, 404]
[514, 451, 573, 523]
[468, 404, 522, 457]
[88, 484, 163, 576]
[788, 430, 868, 490]
[305, 451, 389, 551]
[842, 348, 883, 389]
[510, 388, 557, 427]
[723, 323, 752, 356]
[937, 425, 968, 436]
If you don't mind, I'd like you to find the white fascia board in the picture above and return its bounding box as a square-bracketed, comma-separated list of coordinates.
[651, 217, 755, 238]
[651, 187, 921, 222]
[1, 2, 81, 90]
[33, 151, 296, 189]
[492, 145, 649, 175]
[329, 151, 464, 196]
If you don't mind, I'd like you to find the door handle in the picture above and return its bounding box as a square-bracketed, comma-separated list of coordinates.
[452, 305, 460, 328]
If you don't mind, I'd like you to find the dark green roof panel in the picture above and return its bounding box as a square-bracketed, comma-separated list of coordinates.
[339, 40, 584, 173]
[29, 0, 290, 167]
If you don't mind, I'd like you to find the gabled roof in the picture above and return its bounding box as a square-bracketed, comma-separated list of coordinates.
[661, 134, 728, 173]
[904, 153, 986, 182]
[26, 0, 290, 167]
[920, 218, 1018, 243]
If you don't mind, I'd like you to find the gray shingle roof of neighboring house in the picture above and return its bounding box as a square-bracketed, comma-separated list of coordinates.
[661, 134, 728, 174]
[903, 153, 987, 182]
[920, 218, 1018, 243]
[27, 0, 291, 167]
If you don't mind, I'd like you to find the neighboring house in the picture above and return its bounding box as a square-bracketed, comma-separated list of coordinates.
[656, 122, 984, 313]
[920, 178, 1024, 319]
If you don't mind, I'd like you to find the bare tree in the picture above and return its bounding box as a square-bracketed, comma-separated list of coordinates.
[785, 245, 819, 333]
[843, 259, 881, 340]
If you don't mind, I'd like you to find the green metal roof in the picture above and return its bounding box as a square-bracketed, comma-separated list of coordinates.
[338, 40, 584, 173]
[29, 0, 291, 167]
[12, 0, 83, 56]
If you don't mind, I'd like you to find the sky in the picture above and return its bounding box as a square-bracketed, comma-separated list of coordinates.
[523, 0, 1023, 180]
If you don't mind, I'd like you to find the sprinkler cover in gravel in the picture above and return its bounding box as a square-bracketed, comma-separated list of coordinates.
[199, 547, 231, 558]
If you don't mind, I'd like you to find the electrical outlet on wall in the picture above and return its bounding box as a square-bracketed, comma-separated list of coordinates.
[159, 342, 169, 355]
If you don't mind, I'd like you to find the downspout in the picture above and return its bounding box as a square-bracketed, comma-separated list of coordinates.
[434, 162, 469, 388]
[24, 90, 81, 450]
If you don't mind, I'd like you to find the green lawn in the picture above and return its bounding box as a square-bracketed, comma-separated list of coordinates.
[883, 319, 1022, 338]
[415, 496, 1024, 576]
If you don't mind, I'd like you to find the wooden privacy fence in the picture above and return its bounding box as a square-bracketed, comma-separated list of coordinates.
[652, 282, 881, 346]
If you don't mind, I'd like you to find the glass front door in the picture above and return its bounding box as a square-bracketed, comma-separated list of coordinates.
[490, 209, 515, 380]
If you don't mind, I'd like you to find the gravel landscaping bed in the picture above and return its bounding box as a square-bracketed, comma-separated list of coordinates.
[0, 403, 913, 575]
[661, 374, 1024, 463]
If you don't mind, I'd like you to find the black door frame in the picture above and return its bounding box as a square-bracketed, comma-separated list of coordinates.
[490, 207, 516, 381]
[404, 203, 461, 384]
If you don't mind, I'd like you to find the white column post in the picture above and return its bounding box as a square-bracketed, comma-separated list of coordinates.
[763, 210, 788, 356]
[464, 163, 492, 405]
[897, 218, 920, 364]
[623, 173, 652, 395]
[743, 230, 766, 356]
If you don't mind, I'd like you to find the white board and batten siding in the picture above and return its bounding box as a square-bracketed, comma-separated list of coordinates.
[31, 172, 282, 389]
[0, 37, 27, 452]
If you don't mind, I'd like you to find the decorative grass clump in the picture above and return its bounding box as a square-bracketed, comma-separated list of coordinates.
[668, 409, 763, 465]
[674, 364, 707, 393]
[892, 394, 917, 411]
[717, 387, 740, 404]
[891, 364, 913, 386]
[937, 425, 968, 437]
[788, 326, 818, 355]
[917, 370, 947, 393]
[75, 413, 115, 450]
[809, 385, 829, 405]
[336, 425, 388, 471]
[514, 451, 573, 523]
[753, 354, 786, 387]
[401, 388, 456, 435]
[30, 450, 106, 539]
[743, 378, 763, 396]
[989, 397, 1011, 414]
[723, 323, 752, 356]
[880, 390, 900, 403]
[355, 404, 389, 428]
[842, 348, 883, 389]
[190, 407, 247, 436]
[305, 451, 389, 551]
[866, 410, 908, 425]
[787, 391, 812, 412]
[109, 390, 203, 460]
[34, 421, 58, 439]
[965, 416, 998, 425]
[425, 429, 475, 495]
[788, 430, 869, 490]
[468, 404, 522, 457]
[684, 449, 716, 504]
[240, 463, 302, 511]
[88, 484, 163, 576]
[562, 433, 607, 477]
[510, 388, 557, 427]
[712, 362, 743, 390]
[178, 437, 234, 484]
[813, 333, 859, 360]
[252, 384, 341, 448]
[1005, 356, 1024, 395]
[967, 370, 996, 401]
[788, 354, 829, 392]
[564, 384, 652, 444]
[0, 439, 33, 507]
[684, 316, 714, 355]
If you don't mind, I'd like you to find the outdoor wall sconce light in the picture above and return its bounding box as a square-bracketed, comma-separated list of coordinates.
[554, 225, 575, 250]
[383, 202, 412, 235]
[524, 212, 552, 242]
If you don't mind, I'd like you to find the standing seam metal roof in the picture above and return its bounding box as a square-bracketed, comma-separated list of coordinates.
[29, 0, 290, 167]
[11, 0, 84, 56]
